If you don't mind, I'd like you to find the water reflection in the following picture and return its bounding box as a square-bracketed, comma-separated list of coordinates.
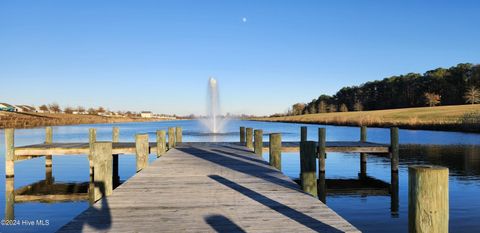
[4, 169, 122, 221]
[401, 144, 480, 179]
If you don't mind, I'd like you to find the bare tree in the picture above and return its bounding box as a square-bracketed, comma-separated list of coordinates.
[87, 108, 97, 115]
[64, 107, 74, 114]
[39, 104, 49, 112]
[464, 86, 480, 104]
[339, 103, 348, 112]
[424, 92, 441, 107]
[97, 106, 106, 114]
[77, 106, 85, 113]
[48, 103, 61, 113]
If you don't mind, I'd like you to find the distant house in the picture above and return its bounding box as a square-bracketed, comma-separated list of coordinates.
[14, 105, 36, 112]
[140, 111, 153, 118]
[0, 103, 15, 112]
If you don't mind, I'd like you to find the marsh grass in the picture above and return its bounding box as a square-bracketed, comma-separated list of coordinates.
[0, 112, 163, 129]
[254, 104, 480, 133]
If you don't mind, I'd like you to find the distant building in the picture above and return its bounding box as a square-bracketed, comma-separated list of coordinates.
[0, 103, 15, 112]
[140, 111, 153, 118]
[14, 105, 36, 112]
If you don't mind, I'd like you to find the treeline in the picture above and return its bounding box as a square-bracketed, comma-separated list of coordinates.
[283, 63, 480, 116]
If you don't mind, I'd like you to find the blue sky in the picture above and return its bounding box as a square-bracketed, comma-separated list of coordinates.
[1, 1, 480, 115]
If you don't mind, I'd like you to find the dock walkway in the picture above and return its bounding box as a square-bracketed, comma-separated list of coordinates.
[57, 142, 360, 233]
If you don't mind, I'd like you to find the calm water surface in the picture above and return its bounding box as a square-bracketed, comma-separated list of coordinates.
[0, 120, 479, 232]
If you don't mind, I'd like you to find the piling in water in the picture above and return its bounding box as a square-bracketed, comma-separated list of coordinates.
[176, 126, 182, 144]
[88, 128, 97, 177]
[360, 126, 367, 176]
[318, 128, 326, 173]
[45, 127, 53, 168]
[300, 141, 317, 197]
[112, 127, 120, 187]
[168, 127, 175, 149]
[240, 127, 246, 144]
[269, 133, 281, 170]
[246, 128, 253, 150]
[390, 127, 399, 172]
[301, 126, 307, 142]
[5, 128, 14, 178]
[156, 130, 166, 157]
[135, 134, 149, 172]
[254, 129, 263, 156]
[92, 142, 113, 202]
[408, 165, 449, 233]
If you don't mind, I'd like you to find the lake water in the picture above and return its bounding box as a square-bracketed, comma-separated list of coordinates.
[0, 120, 479, 232]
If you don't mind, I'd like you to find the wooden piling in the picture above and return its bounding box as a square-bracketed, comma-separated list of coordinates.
[246, 127, 253, 150]
[156, 130, 166, 157]
[391, 171, 399, 216]
[176, 126, 182, 144]
[360, 126, 367, 176]
[5, 128, 14, 178]
[45, 127, 53, 168]
[240, 127, 246, 144]
[112, 127, 120, 188]
[301, 126, 307, 142]
[135, 134, 149, 172]
[318, 172, 326, 204]
[92, 142, 113, 202]
[5, 177, 14, 220]
[168, 127, 175, 149]
[318, 128, 326, 173]
[269, 133, 281, 170]
[300, 141, 317, 197]
[254, 129, 263, 156]
[88, 128, 97, 177]
[408, 165, 449, 233]
[390, 127, 399, 172]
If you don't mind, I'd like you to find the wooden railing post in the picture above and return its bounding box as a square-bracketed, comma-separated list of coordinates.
[300, 141, 317, 197]
[45, 127, 53, 168]
[390, 127, 399, 172]
[5, 128, 15, 178]
[112, 127, 120, 187]
[135, 134, 149, 172]
[318, 128, 326, 173]
[360, 126, 367, 177]
[156, 130, 166, 157]
[88, 128, 97, 178]
[301, 126, 307, 142]
[409, 165, 449, 233]
[240, 127, 246, 144]
[176, 126, 182, 144]
[269, 133, 281, 170]
[92, 142, 113, 202]
[254, 129, 263, 156]
[168, 127, 175, 149]
[246, 128, 253, 150]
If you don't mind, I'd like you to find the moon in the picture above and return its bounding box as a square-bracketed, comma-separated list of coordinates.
[242, 17, 247, 23]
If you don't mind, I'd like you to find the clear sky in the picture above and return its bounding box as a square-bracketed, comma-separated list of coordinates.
[1, 1, 480, 116]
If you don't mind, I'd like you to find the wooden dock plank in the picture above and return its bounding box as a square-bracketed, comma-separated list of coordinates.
[56, 143, 360, 233]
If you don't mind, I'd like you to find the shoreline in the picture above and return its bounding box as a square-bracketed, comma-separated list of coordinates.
[0, 112, 175, 129]
[249, 105, 480, 134]
[249, 118, 480, 134]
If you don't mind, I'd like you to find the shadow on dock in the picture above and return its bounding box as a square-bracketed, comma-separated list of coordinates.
[204, 214, 247, 233]
[209, 175, 344, 233]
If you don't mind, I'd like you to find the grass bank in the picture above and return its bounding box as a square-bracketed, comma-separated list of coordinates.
[253, 104, 480, 133]
[0, 112, 170, 129]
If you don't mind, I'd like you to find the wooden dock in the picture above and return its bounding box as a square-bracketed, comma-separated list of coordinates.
[56, 142, 359, 233]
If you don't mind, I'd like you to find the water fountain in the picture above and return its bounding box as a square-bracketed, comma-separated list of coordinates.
[201, 77, 227, 133]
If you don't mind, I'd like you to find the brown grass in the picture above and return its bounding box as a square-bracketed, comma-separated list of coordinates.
[0, 112, 168, 129]
[253, 104, 480, 133]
